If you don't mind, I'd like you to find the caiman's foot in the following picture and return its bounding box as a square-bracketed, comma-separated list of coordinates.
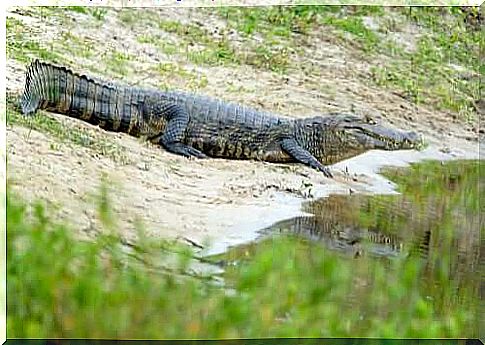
[154, 102, 208, 159]
[315, 163, 333, 178]
[281, 138, 333, 178]
[163, 142, 208, 159]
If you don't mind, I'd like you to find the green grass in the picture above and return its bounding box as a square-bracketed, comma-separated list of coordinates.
[158, 19, 210, 42]
[156, 19, 241, 66]
[186, 42, 239, 66]
[211, 159, 482, 336]
[65, 6, 108, 21]
[6, 6, 481, 129]
[136, 34, 158, 45]
[215, 5, 386, 62]
[369, 7, 481, 121]
[155, 62, 208, 91]
[119, 10, 137, 26]
[6, 17, 63, 64]
[103, 51, 132, 77]
[153, 17, 293, 72]
[89, 7, 108, 21]
[7, 160, 481, 338]
[64, 6, 88, 15]
[321, 16, 380, 52]
[216, 6, 480, 120]
[218, 6, 336, 37]
[60, 31, 95, 58]
[6, 8, 481, 338]
[244, 44, 291, 72]
[7, 15, 99, 76]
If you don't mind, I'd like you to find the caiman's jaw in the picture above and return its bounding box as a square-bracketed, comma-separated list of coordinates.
[339, 115, 426, 152]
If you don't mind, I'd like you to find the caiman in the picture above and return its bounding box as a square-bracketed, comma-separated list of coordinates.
[262, 215, 406, 258]
[19, 60, 425, 177]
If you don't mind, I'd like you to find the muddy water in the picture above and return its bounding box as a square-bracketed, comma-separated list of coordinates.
[208, 160, 483, 297]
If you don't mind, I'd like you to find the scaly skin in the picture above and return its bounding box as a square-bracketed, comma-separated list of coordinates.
[261, 213, 431, 258]
[261, 215, 405, 257]
[20, 59, 425, 177]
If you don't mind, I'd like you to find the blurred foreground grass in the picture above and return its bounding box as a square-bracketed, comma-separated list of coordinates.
[7, 160, 482, 338]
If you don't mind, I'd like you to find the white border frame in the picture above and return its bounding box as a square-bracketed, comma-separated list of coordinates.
[2, 1, 482, 343]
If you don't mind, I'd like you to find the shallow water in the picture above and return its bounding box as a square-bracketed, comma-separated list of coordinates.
[209, 160, 483, 297]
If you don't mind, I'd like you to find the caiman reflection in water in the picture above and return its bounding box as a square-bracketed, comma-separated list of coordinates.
[260, 160, 481, 263]
[259, 195, 424, 258]
[216, 160, 481, 274]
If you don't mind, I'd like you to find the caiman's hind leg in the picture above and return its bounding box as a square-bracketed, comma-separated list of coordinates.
[154, 102, 207, 159]
[281, 138, 333, 178]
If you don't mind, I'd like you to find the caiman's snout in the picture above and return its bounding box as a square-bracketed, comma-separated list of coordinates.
[371, 128, 426, 151]
[347, 118, 426, 152]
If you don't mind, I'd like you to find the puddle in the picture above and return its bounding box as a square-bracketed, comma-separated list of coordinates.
[207, 159, 483, 286]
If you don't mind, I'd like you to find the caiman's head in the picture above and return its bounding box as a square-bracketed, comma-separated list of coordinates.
[298, 114, 426, 164]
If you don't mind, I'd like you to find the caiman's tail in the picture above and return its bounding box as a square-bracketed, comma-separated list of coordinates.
[19, 59, 142, 134]
[20, 59, 118, 120]
[21, 59, 99, 117]
[20, 59, 42, 115]
[20, 59, 72, 116]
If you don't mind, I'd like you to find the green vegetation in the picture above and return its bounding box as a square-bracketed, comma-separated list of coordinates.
[90, 7, 108, 21]
[6, 6, 481, 339]
[7, 9, 128, 78]
[371, 8, 480, 121]
[60, 31, 95, 58]
[103, 51, 132, 77]
[156, 62, 208, 91]
[186, 41, 239, 66]
[218, 6, 336, 37]
[6, 17, 63, 64]
[64, 6, 108, 21]
[244, 44, 292, 73]
[119, 10, 137, 27]
[217, 6, 480, 120]
[155, 19, 240, 66]
[8, 160, 481, 338]
[8, 6, 479, 120]
[144, 17, 292, 72]
[321, 15, 379, 52]
[7, 16, 94, 67]
[64, 6, 88, 15]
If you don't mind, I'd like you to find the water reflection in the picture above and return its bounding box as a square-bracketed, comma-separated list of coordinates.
[262, 160, 481, 265]
[260, 199, 410, 258]
[214, 160, 482, 283]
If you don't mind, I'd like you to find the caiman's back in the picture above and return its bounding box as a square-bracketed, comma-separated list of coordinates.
[163, 91, 287, 128]
[20, 60, 287, 135]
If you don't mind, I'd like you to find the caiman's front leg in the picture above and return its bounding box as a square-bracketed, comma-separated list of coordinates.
[281, 138, 333, 178]
[154, 102, 207, 159]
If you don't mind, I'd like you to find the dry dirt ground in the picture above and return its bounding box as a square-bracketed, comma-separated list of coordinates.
[5, 7, 481, 253]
